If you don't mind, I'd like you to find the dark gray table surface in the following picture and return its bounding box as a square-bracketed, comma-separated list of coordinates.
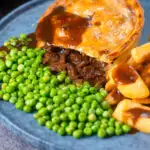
[0, 123, 37, 150]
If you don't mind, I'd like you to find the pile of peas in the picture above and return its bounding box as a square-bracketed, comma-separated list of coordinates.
[0, 34, 131, 139]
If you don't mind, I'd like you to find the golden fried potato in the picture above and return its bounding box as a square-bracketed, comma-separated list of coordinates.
[132, 98, 150, 104]
[131, 43, 150, 64]
[105, 88, 124, 105]
[110, 64, 149, 99]
[113, 99, 150, 133]
[141, 64, 150, 89]
[118, 76, 149, 99]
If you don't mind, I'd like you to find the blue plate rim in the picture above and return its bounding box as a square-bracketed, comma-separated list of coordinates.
[0, 0, 150, 150]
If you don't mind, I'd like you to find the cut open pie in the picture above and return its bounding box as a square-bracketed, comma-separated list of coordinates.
[36, 0, 144, 63]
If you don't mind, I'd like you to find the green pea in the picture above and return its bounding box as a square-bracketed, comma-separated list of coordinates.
[37, 118, 46, 126]
[96, 107, 103, 116]
[50, 88, 57, 97]
[73, 130, 82, 139]
[57, 89, 64, 95]
[106, 127, 115, 136]
[22, 46, 28, 52]
[108, 120, 115, 127]
[3, 93, 10, 101]
[0, 72, 6, 80]
[86, 122, 93, 128]
[83, 82, 90, 89]
[78, 112, 87, 122]
[115, 128, 123, 136]
[84, 128, 92, 136]
[15, 101, 24, 110]
[11, 92, 17, 97]
[3, 75, 10, 83]
[26, 92, 33, 99]
[74, 109, 80, 115]
[65, 76, 71, 84]
[16, 75, 24, 83]
[27, 51, 35, 58]
[65, 98, 74, 106]
[23, 105, 32, 113]
[52, 124, 59, 132]
[101, 101, 110, 110]
[41, 75, 50, 83]
[91, 100, 98, 109]
[69, 85, 77, 93]
[89, 87, 97, 94]
[100, 88, 108, 97]
[0, 60, 6, 71]
[25, 99, 36, 107]
[18, 58, 24, 64]
[40, 89, 49, 97]
[91, 125, 98, 133]
[53, 95, 63, 104]
[11, 64, 18, 71]
[1, 83, 7, 90]
[122, 124, 131, 133]
[78, 122, 85, 130]
[58, 127, 65, 136]
[0, 90, 3, 98]
[81, 88, 89, 95]
[60, 113, 68, 121]
[39, 97, 47, 104]
[17, 64, 24, 72]
[57, 72, 66, 82]
[38, 108, 48, 116]
[98, 128, 107, 138]
[72, 104, 80, 110]
[102, 111, 111, 118]
[88, 113, 97, 122]
[65, 126, 73, 135]
[50, 77, 58, 85]
[33, 113, 39, 119]
[47, 105, 54, 112]
[69, 94, 76, 100]
[52, 116, 60, 124]
[69, 121, 77, 129]
[5, 60, 13, 68]
[82, 102, 90, 109]
[9, 96, 17, 104]
[84, 95, 93, 103]
[5, 86, 14, 93]
[61, 122, 68, 128]
[43, 115, 50, 121]
[95, 93, 103, 102]
[76, 97, 84, 105]
[115, 121, 122, 128]
[68, 112, 76, 121]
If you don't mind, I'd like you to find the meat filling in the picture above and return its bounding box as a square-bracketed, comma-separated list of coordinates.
[43, 46, 107, 87]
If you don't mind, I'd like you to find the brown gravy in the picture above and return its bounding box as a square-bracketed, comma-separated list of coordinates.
[28, 33, 37, 48]
[126, 108, 150, 124]
[0, 46, 9, 52]
[36, 6, 89, 46]
[111, 88, 124, 102]
[112, 64, 138, 85]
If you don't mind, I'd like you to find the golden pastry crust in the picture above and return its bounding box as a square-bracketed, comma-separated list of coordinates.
[36, 0, 144, 63]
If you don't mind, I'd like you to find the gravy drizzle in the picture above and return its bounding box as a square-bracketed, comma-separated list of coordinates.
[36, 6, 89, 46]
[112, 64, 138, 85]
[126, 108, 150, 124]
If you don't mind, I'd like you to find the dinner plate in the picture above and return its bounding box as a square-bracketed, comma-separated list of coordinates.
[0, 0, 150, 150]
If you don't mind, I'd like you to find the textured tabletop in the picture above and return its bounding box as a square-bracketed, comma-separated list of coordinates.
[0, 123, 37, 150]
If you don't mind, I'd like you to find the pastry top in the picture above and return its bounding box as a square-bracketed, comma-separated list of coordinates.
[36, 0, 144, 63]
